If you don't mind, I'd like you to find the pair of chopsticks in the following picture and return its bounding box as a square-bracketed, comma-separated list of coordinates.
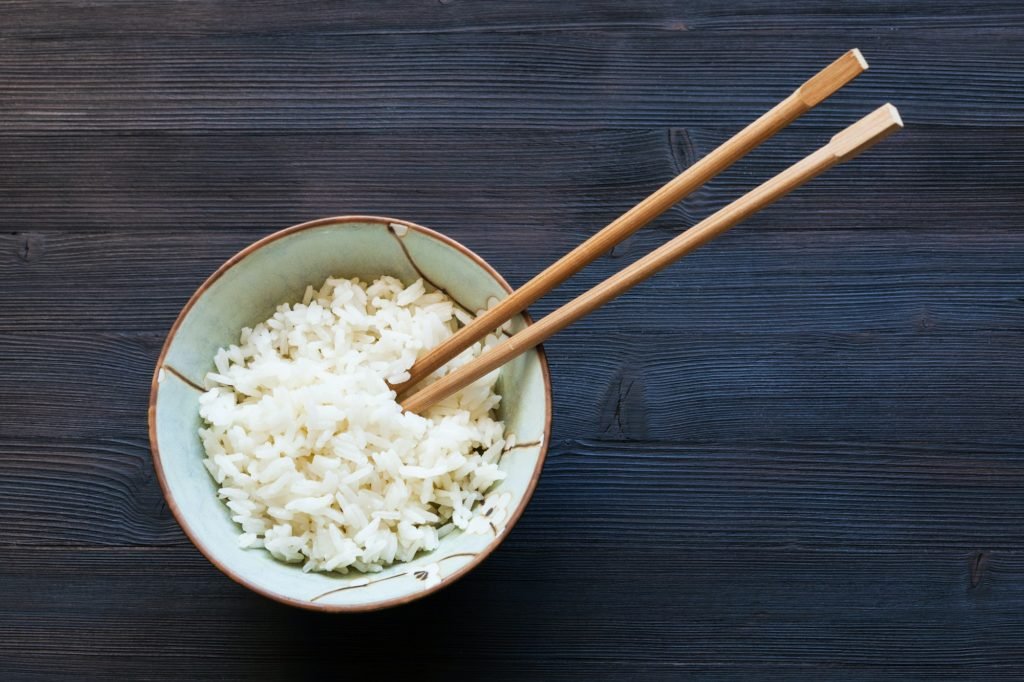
[397, 49, 901, 414]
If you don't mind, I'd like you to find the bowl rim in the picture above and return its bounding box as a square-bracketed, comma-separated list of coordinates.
[148, 215, 552, 612]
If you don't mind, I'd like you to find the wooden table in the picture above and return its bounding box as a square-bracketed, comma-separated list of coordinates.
[2, 2, 1022, 679]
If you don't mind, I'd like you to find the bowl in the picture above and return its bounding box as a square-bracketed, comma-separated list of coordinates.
[149, 216, 551, 611]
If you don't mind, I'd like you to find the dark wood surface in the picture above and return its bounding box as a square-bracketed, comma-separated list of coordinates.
[2, 2, 1023, 679]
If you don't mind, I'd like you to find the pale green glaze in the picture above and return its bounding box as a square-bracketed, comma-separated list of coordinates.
[151, 217, 550, 611]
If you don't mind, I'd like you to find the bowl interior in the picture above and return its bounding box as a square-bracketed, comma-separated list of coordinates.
[150, 217, 550, 610]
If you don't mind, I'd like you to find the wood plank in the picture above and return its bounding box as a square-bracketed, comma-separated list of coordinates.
[2, 32, 1022, 131]
[1, 323, 1021, 443]
[3, 226, 1021, 336]
[3, 0, 1023, 37]
[0, 129, 673, 231]
[1, 545, 1023, 678]
[2, 126, 1020, 231]
[549, 329, 1024, 443]
[3, 437, 1023, 549]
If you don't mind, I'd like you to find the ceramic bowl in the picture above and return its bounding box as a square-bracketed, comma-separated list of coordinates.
[149, 216, 551, 611]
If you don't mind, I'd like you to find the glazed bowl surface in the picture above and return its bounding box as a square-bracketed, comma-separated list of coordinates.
[149, 216, 551, 611]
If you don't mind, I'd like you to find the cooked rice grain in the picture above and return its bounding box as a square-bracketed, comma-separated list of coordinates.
[199, 275, 508, 573]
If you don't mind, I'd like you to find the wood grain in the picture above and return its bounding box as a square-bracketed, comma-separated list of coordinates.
[3, 1, 1024, 37]
[2, 324, 1021, 443]
[1, 127, 1019, 231]
[1, 0, 1023, 676]
[1, 546, 1023, 679]
[1, 32, 1022, 132]
[3, 226, 1021, 335]
[0, 438, 180, 546]
[2, 438, 1023, 550]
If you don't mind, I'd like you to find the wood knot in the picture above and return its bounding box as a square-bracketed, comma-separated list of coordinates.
[969, 550, 988, 589]
[914, 311, 936, 332]
[608, 240, 631, 259]
[14, 232, 45, 263]
[598, 366, 649, 439]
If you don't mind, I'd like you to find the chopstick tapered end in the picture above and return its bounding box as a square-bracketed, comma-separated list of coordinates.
[798, 49, 869, 107]
[830, 103, 903, 161]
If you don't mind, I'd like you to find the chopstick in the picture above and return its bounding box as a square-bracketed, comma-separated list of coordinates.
[391, 49, 868, 397]
[401, 103, 903, 414]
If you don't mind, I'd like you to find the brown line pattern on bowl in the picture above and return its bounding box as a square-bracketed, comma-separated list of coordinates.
[308, 551, 480, 603]
[163, 364, 204, 392]
[503, 439, 542, 453]
[308, 573, 404, 603]
[386, 222, 475, 319]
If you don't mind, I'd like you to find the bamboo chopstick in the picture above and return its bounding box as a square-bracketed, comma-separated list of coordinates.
[401, 103, 903, 414]
[391, 49, 869, 396]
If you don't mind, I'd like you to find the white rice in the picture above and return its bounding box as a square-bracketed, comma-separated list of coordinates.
[198, 275, 508, 573]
